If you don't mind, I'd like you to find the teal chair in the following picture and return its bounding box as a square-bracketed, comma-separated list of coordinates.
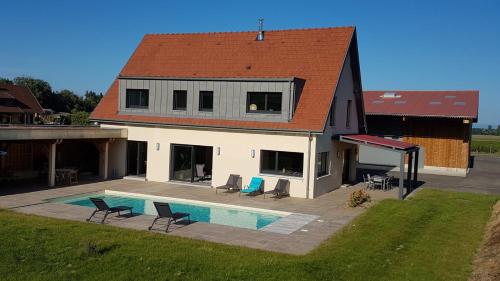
[239, 177, 264, 197]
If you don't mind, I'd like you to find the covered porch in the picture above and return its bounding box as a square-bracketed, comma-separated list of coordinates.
[0, 126, 127, 188]
[339, 134, 420, 199]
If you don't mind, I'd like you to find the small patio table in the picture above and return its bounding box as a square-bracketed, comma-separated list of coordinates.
[372, 175, 390, 190]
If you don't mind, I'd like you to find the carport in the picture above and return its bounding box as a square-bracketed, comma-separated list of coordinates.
[0, 126, 127, 187]
[339, 134, 420, 199]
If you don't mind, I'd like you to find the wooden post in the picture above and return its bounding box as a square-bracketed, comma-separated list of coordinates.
[413, 149, 419, 188]
[48, 142, 56, 187]
[399, 152, 405, 200]
[407, 151, 413, 193]
[103, 141, 109, 180]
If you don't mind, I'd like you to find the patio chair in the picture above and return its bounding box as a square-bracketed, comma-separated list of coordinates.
[195, 164, 205, 181]
[240, 177, 264, 197]
[215, 174, 240, 194]
[86, 197, 133, 224]
[365, 174, 374, 189]
[69, 169, 78, 184]
[148, 202, 190, 233]
[264, 179, 290, 199]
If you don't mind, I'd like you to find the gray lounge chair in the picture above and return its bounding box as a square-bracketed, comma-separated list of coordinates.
[264, 179, 290, 199]
[86, 197, 133, 224]
[148, 202, 190, 232]
[215, 174, 240, 194]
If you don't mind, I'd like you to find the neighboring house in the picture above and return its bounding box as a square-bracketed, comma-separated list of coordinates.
[91, 26, 368, 198]
[0, 83, 43, 124]
[361, 90, 479, 176]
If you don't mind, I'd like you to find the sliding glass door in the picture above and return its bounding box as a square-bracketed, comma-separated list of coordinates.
[171, 145, 193, 182]
[171, 144, 213, 183]
[127, 141, 147, 177]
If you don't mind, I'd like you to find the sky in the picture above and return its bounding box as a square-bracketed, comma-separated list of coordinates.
[1, 0, 499, 125]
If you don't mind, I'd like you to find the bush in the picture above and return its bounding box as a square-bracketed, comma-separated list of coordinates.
[348, 189, 371, 207]
[69, 110, 90, 125]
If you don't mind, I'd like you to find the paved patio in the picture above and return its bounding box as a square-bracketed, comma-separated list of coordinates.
[0, 179, 398, 254]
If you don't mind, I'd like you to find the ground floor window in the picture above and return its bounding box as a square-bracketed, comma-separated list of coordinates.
[317, 151, 329, 177]
[260, 150, 303, 177]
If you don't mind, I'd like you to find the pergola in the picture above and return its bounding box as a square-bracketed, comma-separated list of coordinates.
[339, 134, 420, 199]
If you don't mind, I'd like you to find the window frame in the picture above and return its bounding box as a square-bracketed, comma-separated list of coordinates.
[316, 151, 330, 177]
[260, 150, 304, 177]
[198, 91, 214, 112]
[125, 89, 149, 109]
[173, 90, 187, 111]
[346, 99, 352, 128]
[246, 92, 282, 114]
[329, 96, 337, 127]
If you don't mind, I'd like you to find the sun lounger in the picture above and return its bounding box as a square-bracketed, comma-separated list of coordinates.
[264, 179, 290, 199]
[86, 197, 133, 224]
[240, 177, 263, 196]
[148, 202, 190, 232]
[215, 174, 240, 194]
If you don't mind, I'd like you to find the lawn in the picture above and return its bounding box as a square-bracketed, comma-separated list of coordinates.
[472, 135, 500, 155]
[0, 189, 498, 281]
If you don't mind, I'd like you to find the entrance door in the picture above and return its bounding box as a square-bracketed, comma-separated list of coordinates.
[342, 149, 351, 183]
[127, 141, 147, 176]
[171, 144, 213, 183]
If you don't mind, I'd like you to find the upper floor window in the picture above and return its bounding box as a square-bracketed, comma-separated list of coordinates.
[199, 91, 213, 112]
[329, 96, 337, 127]
[126, 89, 149, 109]
[346, 99, 352, 128]
[247, 92, 282, 114]
[173, 90, 187, 111]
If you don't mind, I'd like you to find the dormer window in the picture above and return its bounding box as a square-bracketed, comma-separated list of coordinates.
[173, 90, 187, 111]
[247, 92, 282, 114]
[126, 89, 149, 108]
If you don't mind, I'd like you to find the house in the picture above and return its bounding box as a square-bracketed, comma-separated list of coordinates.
[360, 90, 479, 176]
[90, 26, 373, 198]
[0, 83, 43, 124]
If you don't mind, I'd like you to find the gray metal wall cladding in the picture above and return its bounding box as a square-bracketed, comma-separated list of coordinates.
[118, 79, 295, 122]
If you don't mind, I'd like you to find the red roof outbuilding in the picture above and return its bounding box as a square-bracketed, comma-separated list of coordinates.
[363, 90, 479, 120]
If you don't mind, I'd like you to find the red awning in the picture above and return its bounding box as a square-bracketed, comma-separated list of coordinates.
[339, 134, 418, 151]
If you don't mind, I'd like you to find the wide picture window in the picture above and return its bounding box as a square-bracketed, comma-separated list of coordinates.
[261, 150, 303, 177]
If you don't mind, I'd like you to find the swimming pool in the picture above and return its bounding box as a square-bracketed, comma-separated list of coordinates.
[50, 190, 289, 230]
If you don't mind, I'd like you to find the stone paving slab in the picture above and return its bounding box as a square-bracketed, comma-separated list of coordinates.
[0, 179, 398, 255]
[261, 213, 319, 234]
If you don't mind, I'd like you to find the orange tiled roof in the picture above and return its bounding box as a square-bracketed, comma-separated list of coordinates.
[91, 27, 356, 132]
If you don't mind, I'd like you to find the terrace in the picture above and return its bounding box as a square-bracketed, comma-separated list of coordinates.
[0, 179, 398, 254]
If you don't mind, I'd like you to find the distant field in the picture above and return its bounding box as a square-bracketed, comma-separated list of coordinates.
[471, 135, 500, 154]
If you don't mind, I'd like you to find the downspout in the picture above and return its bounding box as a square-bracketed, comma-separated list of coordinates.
[305, 131, 312, 199]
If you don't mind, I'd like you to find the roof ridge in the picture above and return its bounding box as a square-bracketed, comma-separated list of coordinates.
[145, 26, 355, 36]
[364, 90, 479, 93]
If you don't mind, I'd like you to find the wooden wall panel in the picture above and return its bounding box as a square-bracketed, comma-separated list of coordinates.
[367, 116, 471, 169]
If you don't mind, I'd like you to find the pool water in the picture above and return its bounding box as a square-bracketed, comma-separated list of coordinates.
[57, 192, 284, 230]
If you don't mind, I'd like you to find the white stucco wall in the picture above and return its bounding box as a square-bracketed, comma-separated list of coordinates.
[102, 124, 319, 198]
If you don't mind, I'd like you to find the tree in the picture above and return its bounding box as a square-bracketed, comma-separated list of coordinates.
[13, 77, 53, 108]
[54, 89, 82, 112]
[0, 77, 13, 84]
[82, 90, 103, 112]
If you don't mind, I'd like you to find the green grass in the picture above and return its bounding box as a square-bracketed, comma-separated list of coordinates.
[472, 135, 500, 154]
[0, 189, 498, 281]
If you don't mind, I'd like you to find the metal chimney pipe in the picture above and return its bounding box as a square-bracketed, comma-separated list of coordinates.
[256, 18, 264, 41]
